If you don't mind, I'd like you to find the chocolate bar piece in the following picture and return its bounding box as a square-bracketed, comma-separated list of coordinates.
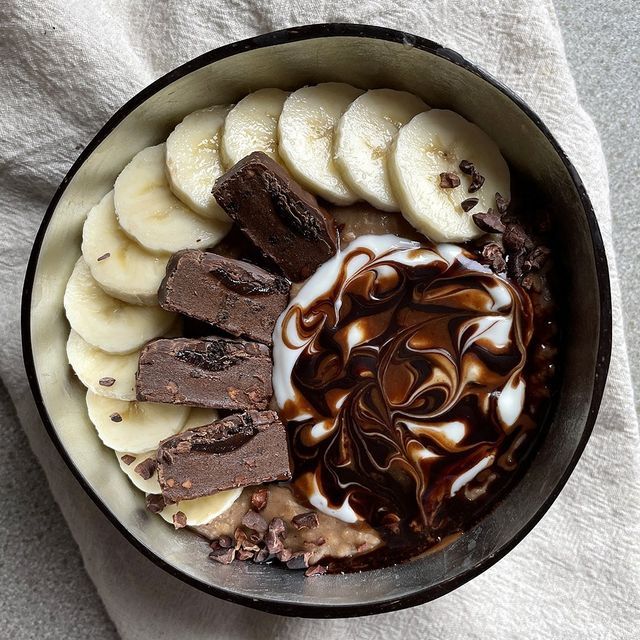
[157, 410, 291, 503]
[212, 151, 338, 281]
[136, 337, 272, 410]
[158, 250, 290, 345]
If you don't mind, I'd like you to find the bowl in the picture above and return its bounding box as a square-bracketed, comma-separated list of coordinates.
[21, 23, 612, 617]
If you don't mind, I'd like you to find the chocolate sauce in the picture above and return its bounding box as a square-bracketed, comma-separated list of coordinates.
[273, 236, 555, 569]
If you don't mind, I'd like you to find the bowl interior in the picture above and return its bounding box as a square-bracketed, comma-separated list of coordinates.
[25, 27, 608, 617]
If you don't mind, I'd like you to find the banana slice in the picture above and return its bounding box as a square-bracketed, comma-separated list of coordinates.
[166, 106, 231, 221]
[114, 144, 230, 254]
[117, 450, 161, 493]
[389, 109, 511, 243]
[221, 88, 289, 168]
[335, 89, 429, 211]
[67, 329, 139, 401]
[64, 258, 175, 354]
[278, 83, 364, 205]
[159, 489, 243, 527]
[81, 190, 168, 306]
[86, 390, 188, 454]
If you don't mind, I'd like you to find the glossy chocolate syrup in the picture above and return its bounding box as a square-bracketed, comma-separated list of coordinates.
[273, 235, 555, 569]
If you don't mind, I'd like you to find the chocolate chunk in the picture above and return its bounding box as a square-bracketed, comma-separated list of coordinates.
[237, 549, 255, 561]
[209, 547, 236, 564]
[213, 152, 338, 281]
[96, 252, 111, 262]
[265, 517, 287, 555]
[136, 337, 272, 410]
[210, 535, 233, 550]
[109, 412, 122, 423]
[524, 246, 551, 272]
[468, 171, 485, 193]
[254, 547, 270, 563]
[472, 208, 506, 234]
[99, 377, 116, 387]
[120, 454, 136, 466]
[481, 242, 507, 273]
[461, 198, 479, 212]
[503, 222, 534, 254]
[172, 511, 187, 529]
[305, 564, 327, 577]
[156, 410, 291, 503]
[438, 172, 460, 189]
[495, 192, 509, 215]
[145, 494, 165, 514]
[250, 487, 269, 512]
[134, 457, 157, 480]
[277, 548, 294, 563]
[159, 250, 290, 345]
[241, 510, 268, 533]
[291, 512, 319, 531]
[459, 160, 475, 175]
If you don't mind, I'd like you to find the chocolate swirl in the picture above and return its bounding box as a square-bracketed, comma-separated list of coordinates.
[273, 235, 533, 536]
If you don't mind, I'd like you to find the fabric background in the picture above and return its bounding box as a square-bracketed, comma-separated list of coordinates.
[1, 1, 638, 638]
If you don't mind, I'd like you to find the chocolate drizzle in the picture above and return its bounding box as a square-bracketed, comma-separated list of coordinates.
[276, 237, 534, 545]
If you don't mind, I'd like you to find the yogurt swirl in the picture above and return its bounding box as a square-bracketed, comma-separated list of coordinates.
[273, 235, 533, 533]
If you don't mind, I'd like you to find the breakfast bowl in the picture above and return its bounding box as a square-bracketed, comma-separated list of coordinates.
[21, 24, 611, 617]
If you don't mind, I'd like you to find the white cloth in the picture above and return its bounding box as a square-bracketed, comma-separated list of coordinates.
[2, 1, 639, 638]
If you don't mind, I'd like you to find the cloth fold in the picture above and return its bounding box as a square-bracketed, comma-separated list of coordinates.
[1, 1, 638, 638]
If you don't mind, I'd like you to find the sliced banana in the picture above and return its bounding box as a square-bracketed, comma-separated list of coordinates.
[81, 190, 168, 306]
[166, 106, 231, 221]
[64, 258, 175, 354]
[389, 109, 511, 243]
[334, 89, 429, 211]
[114, 144, 230, 253]
[221, 88, 289, 168]
[67, 329, 139, 401]
[159, 489, 243, 527]
[116, 450, 161, 493]
[278, 83, 364, 205]
[86, 390, 188, 454]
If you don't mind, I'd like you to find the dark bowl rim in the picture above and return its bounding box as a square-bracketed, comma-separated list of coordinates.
[21, 22, 612, 619]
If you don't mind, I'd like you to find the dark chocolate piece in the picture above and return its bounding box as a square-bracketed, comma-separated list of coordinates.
[145, 494, 165, 514]
[172, 511, 187, 529]
[156, 410, 291, 503]
[472, 208, 506, 234]
[96, 252, 111, 262]
[291, 512, 319, 531]
[265, 517, 287, 555]
[136, 337, 272, 410]
[250, 487, 269, 512]
[99, 377, 115, 387]
[241, 510, 268, 533]
[468, 171, 485, 193]
[438, 172, 460, 189]
[459, 160, 475, 175]
[481, 242, 507, 273]
[134, 457, 157, 480]
[212, 151, 338, 281]
[120, 454, 136, 466]
[109, 412, 122, 423]
[461, 197, 479, 212]
[209, 547, 235, 564]
[495, 192, 509, 215]
[159, 250, 290, 345]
